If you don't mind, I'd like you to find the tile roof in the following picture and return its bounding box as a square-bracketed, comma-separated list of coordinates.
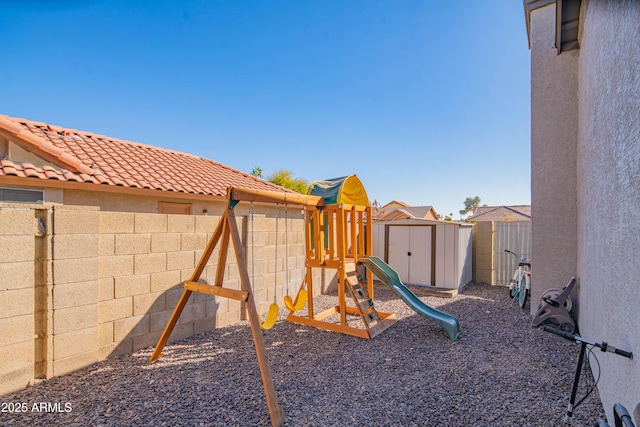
[0, 114, 291, 197]
[467, 205, 531, 222]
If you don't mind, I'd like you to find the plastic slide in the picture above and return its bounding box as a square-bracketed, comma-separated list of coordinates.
[359, 257, 460, 340]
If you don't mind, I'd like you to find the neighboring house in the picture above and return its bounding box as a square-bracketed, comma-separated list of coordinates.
[378, 205, 439, 221]
[383, 200, 410, 210]
[467, 205, 532, 285]
[466, 205, 531, 222]
[525, 1, 639, 422]
[0, 114, 290, 213]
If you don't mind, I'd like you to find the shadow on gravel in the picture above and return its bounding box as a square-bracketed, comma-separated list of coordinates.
[1, 283, 605, 427]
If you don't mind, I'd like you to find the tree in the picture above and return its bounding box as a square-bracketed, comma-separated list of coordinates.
[267, 169, 309, 194]
[459, 196, 482, 217]
[251, 167, 263, 178]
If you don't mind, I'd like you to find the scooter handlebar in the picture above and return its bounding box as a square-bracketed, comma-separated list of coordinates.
[544, 326, 633, 359]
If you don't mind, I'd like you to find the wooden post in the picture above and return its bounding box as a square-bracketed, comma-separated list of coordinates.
[228, 208, 286, 427]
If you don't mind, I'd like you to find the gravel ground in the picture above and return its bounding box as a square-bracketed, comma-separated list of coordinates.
[1, 282, 605, 427]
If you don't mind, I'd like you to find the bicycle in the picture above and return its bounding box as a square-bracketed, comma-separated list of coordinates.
[504, 249, 531, 308]
[543, 325, 633, 425]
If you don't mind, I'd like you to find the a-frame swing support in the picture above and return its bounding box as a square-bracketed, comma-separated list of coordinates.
[149, 188, 323, 427]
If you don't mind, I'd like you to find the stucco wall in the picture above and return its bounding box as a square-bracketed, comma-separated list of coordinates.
[0, 203, 314, 396]
[576, 0, 640, 420]
[529, 3, 579, 306]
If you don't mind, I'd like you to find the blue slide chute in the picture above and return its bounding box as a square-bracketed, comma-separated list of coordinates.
[359, 257, 460, 340]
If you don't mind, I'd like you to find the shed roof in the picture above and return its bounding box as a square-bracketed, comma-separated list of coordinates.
[0, 114, 290, 198]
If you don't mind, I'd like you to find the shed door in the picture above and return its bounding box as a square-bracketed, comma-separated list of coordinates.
[388, 226, 433, 285]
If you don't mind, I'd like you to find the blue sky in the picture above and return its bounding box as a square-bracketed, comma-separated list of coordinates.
[1, 1, 530, 218]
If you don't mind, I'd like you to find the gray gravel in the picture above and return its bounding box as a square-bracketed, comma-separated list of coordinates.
[1, 283, 605, 426]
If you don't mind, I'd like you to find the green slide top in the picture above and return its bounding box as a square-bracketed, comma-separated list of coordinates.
[359, 257, 460, 340]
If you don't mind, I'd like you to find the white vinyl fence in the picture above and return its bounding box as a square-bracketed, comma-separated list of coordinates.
[493, 221, 532, 285]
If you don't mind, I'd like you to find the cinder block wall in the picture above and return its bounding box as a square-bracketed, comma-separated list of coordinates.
[472, 221, 494, 284]
[0, 203, 311, 396]
[0, 207, 39, 394]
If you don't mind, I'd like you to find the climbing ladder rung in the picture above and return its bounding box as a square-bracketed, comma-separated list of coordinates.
[358, 299, 374, 312]
[363, 310, 380, 325]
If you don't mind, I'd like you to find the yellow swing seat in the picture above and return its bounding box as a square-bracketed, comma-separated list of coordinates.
[260, 303, 279, 330]
[284, 289, 308, 312]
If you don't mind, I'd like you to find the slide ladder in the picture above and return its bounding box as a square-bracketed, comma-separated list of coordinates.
[344, 264, 390, 338]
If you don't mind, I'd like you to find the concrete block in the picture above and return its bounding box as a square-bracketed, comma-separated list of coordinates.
[167, 250, 195, 271]
[166, 322, 193, 343]
[0, 340, 34, 378]
[177, 301, 206, 325]
[113, 314, 149, 341]
[53, 304, 97, 335]
[99, 234, 115, 256]
[98, 254, 134, 278]
[149, 308, 174, 332]
[0, 288, 33, 319]
[98, 321, 114, 346]
[0, 235, 34, 263]
[195, 215, 219, 233]
[53, 234, 99, 260]
[99, 211, 135, 234]
[0, 262, 33, 291]
[215, 311, 241, 328]
[134, 253, 167, 274]
[151, 233, 181, 253]
[115, 234, 151, 255]
[132, 331, 162, 352]
[54, 207, 99, 235]
[134, 213, 167, 233]
[98, 277, 114, 301]
[194, 317, 216, 334]
[150, 270, 182, 293]
[0, 209, 35, 235]
[114, 274, 151, 298]
[99, 339, 132, 360]
[98, 297, 132, 323]
[168, 214, 195, 233]
[53, 349, 99, 377]
[165, 287, 188, 309]
[181, 233, 208, 251]
[0, 314, 33, 347]
[133, 291, 166, 315]
[0, 366, 34, 396]
[53, 257, 98, 285]
[206, 296, 229, 316]
[53, 280, 98, 309]
[53, 327, 98, 360]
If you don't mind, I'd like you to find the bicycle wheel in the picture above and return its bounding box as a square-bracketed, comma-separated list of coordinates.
[518, 275, 528, 308]
[509, 273, 519, 298]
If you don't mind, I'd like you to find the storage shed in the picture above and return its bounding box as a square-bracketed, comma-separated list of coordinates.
[372, 219, 473, 292]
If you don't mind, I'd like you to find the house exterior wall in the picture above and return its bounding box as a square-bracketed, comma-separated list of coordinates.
[529, 2, 578, 307]
[574, 0, 640, 419]
[527, 0, 640, 421]
[0, 203, 311, 396]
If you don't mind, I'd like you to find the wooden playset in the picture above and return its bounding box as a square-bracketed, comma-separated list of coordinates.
[149, 175, 397, 426]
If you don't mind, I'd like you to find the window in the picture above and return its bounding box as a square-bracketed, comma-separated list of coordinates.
[158, 202, 191, 215]
[0, 187, 44, 203]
